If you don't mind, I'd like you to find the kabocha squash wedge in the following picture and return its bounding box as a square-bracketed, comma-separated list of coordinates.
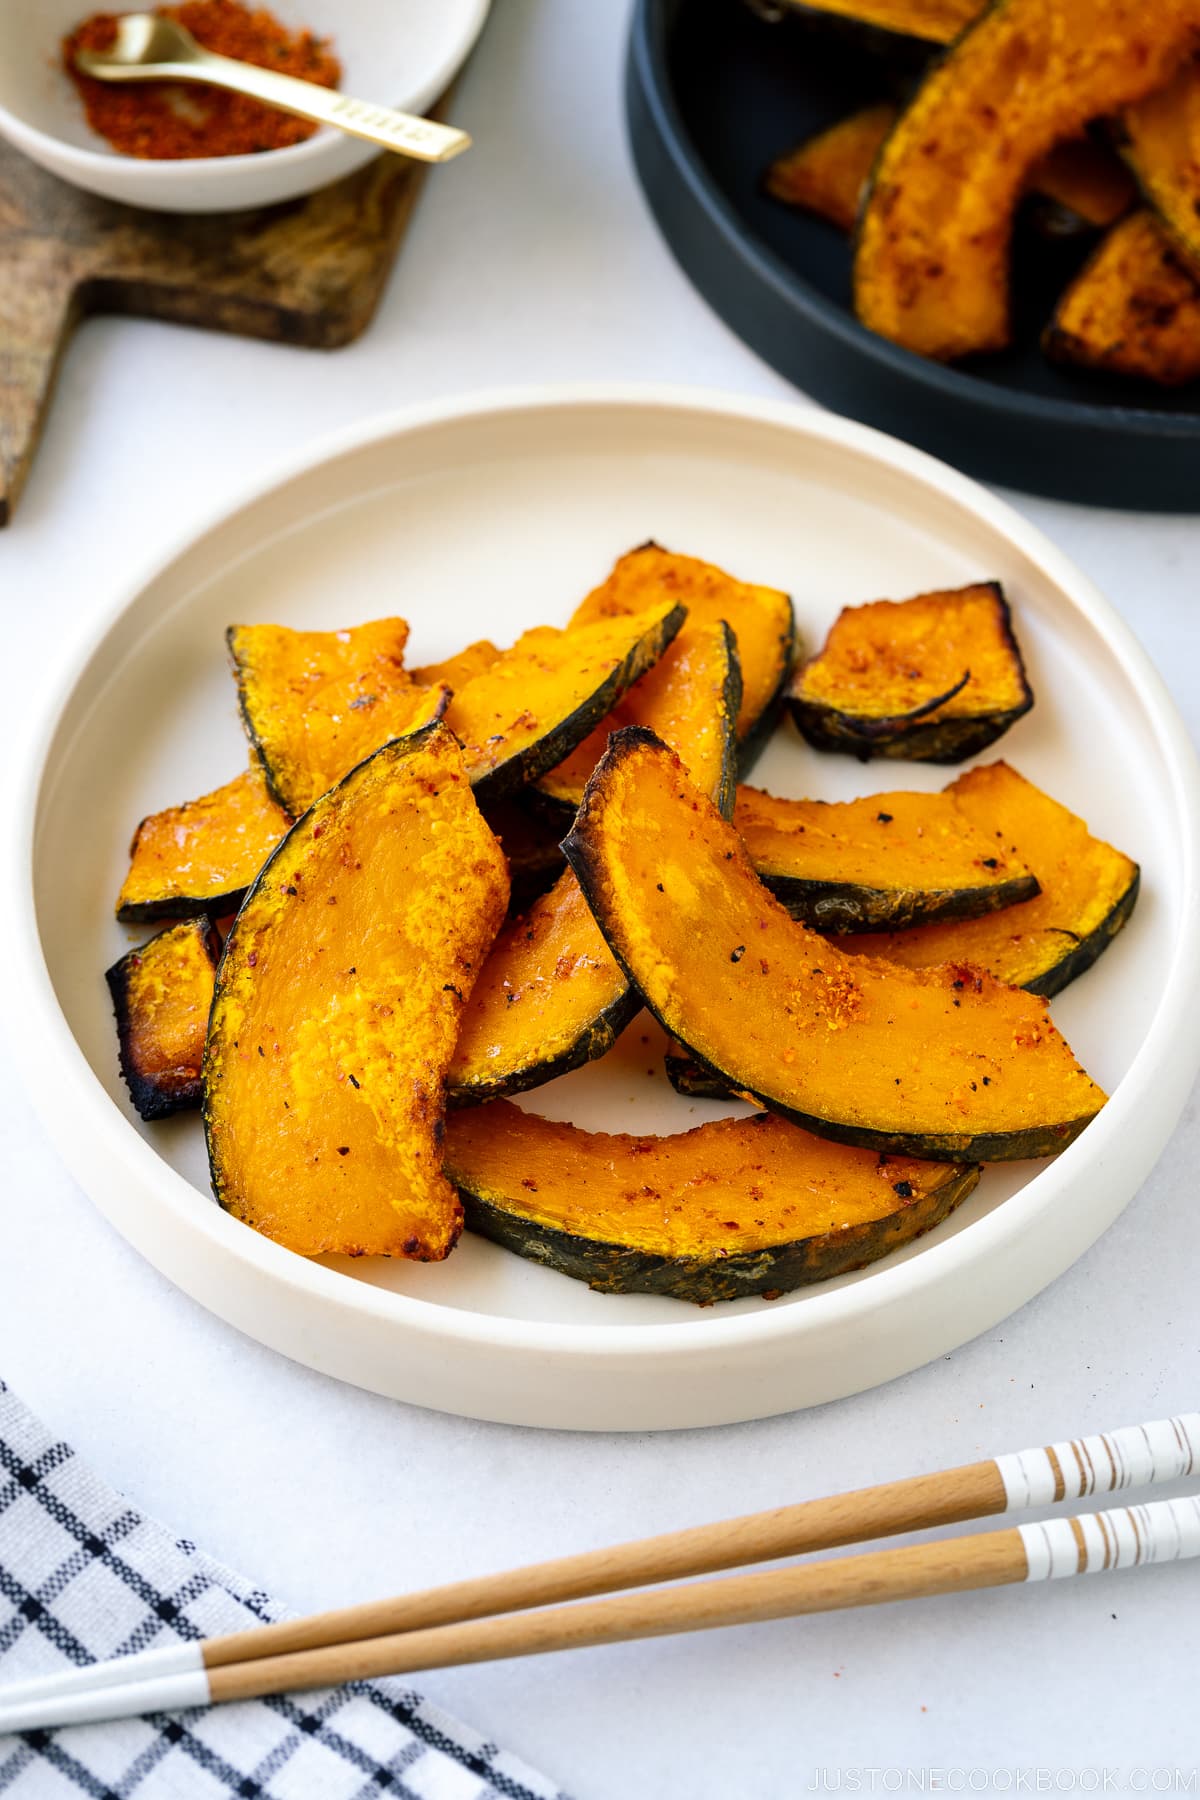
[451, 618, 742, 1101]
[789, 583, 1032, 762]
[768, 106, 1135, 239]
[735, 783, 1038, 930]
[204, 723, 509, 1260]
[564, 729, 1105, 1161]
[445, 1103, 981, 1304]
[844, 763, 1141, 996]
[1044, 212, 1200, 387]
[777, 0, 975, 44]
[448, 872, 638, 1103]
[1120, 58, 1200, 275]
[413, 639, 499, 691]
[534, 620, 742, 827]
[854, 0, 1200, 361]
[116, 766, 291, 924]
[228, 619, 450, 816]
[107, 917, 220, 1121]
[568, 544, 794, 770]
[443, 601, 685, 803]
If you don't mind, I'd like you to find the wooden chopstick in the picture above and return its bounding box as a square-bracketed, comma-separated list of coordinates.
[4, 1491, 1199, 1732]
[1, 1412, 1194, 1734]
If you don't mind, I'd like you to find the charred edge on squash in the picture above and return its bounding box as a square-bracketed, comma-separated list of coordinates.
[466, 602, 688, 807]
[1025, 867, 1142, 998]
[757, 867, 1041, 933]
[564, 727, 1099, 1163]
[789, 584, 1033, 764]
[117, 882, 250, 926]
[459, 1164, 981, 1305]
[447, 984, 641, 1106]
[107, 917, 220, 1122]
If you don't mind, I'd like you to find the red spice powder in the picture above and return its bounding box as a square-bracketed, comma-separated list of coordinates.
[63, 2, 341, 160]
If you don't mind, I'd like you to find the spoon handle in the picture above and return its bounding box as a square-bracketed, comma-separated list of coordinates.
[148, 51, 471, 163]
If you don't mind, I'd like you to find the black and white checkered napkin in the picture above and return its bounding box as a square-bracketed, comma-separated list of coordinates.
[0, 1379, 569, 1799]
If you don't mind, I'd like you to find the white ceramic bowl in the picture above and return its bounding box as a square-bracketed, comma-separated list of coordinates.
[10, 387, 1200, 1430]
[0, 0, 489, 212]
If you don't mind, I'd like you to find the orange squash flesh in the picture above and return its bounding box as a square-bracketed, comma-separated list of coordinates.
[785, 0, 976, 41]
[445, 1103, 980, 1303]
[1120, 57, 1200, 274]
[768, 105, 1133, 237]
[448, 871, 635, 1103]
[107, 917, 220, 1121]
[735, 783, 1038, 929]
[568, 544, 794, 763]
[1044, 211, 1200, 387]
[413, 639, 500, 691]
[564, 729, 1105, 1161]
[789, 583, 1032, 762]
[443, 601, 685, 802]
[767, 105, 899, 232]
[204, 723, 509, 1260]
[844, 763, 1140, 996]
[535, 620, 741, 824]
[116, 766, 291, 924]
[854, 0, 1200, 361]
[228, 619, 450, 817]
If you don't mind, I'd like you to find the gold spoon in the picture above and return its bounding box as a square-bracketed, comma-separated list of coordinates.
[73, 13, 471, 164]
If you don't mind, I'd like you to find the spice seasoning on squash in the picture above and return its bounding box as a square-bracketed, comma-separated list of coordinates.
[116, 764, 291, 923]
[1044, 211, 1200, 388]
[107, 916, 221, 1120]
[853, 0, 1200, 360]
[564, 728, 1106, 1162]
[64, 3, 341, 160]
[843, 762, 1141, 996]
[789, 582, 1032, 763]
[446, 1103, 981, 1304]
[204, 723, 509, 1260]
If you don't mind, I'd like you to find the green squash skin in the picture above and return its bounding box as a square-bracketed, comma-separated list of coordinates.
[106, 916, 220, 1122]
[755, 868, 1040, 932]
[531, 620, 745, 831]
[467, 603, 687, 807]
[1023, 867, 1141, 999]
[446, 983, 641, 1107]
[565, 725, 1099, 1164]
[116, 885, 250, 926]
[456, 1163, 980, 1304]
[734, 604, 798, 780]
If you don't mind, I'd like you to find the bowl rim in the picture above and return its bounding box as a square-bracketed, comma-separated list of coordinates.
[629, 0, 1200, 441]
[10, 382, 1200, 1368]
[0, 0, 491, 184]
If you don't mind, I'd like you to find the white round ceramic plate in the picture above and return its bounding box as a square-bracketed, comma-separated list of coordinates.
[12, 388, 1200, 1430]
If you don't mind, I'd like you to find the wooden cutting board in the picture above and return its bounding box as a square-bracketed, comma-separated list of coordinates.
[0, 125, 446, 526]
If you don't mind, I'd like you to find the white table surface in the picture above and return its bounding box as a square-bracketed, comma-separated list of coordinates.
[3, 2, 1200, 1793]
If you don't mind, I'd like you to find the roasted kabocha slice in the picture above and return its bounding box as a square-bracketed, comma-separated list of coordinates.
[412, 638, 499, 690]
[844, 763, 1140, 996]
[534, 620, 741, 828]
[450, 619, 741, 1102]
[767, 104, 1134, 238]
[776, 0, 976, 44]
[1118, 57, 1200, 276]
[445, 1103, 980, 1304]
[853, 0, 1200, 360]
[228, 618, 449, 816]
[116, 765, 291, 924]
[442, 601, 685, 803]
[1044, 212, 1200, 387]
[204, 722, 509, 1260]
[107, 917, 221, 1121]
[567, 544, 794, 771]
[564, 729, 1105, 1162]
[735, 783, 1038, 930]
[788, 582, 1032, 762]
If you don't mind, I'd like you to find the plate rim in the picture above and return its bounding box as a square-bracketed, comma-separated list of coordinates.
[10, 383, 1200, 1403]
[628, 0, 1200, 444]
